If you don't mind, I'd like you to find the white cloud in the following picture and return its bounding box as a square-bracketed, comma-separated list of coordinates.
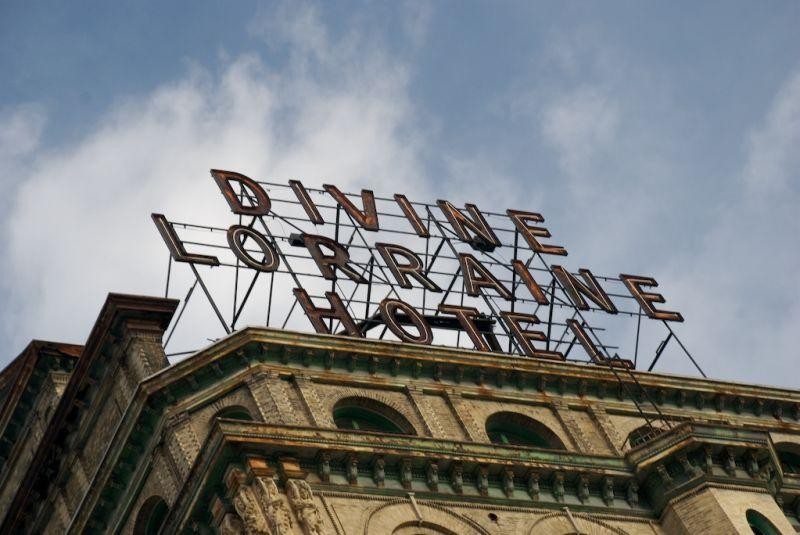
[0, 104, 45, 162]
[743, 70, 800, 196]
[541, 86, 619, 194]
[0, 5, 429, 359]
[665, 68, 800, 387]
[531, 33, 800, 387]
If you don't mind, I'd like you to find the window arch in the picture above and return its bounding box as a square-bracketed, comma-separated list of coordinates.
[333, 397, 416, 435]
[133, 496, 168, 535]
[775, 442, 800, 474]
[746, 509, 780, 535]
[392, 522, 465, 535]
[214, 405, 254, 421]
[485, 412, 565, 449]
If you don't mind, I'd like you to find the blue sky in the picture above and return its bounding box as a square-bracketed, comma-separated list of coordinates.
[1, 1, 798, 387]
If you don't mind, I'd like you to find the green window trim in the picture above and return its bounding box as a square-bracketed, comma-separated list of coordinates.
[746, 509, 780, 535]
[334, 406, 406, 435]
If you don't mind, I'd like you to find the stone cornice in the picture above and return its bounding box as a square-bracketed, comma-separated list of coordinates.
[162, 419, 799, 531]
[164, 420, 648, 531]
[143, 327, 800, 425]
[143, 327, 800, 404]
[72, 325, 800, 533]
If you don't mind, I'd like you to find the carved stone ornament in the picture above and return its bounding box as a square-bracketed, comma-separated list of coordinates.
[401, 458, 413, 490]
[723, 448, 737, 477]
[254, 476, 293, 535]
[233, 484, 272, 535]
[286, 479, 327, 535]
[317, 451, 331, 483]
[220, 513, 245, 535]
[577, 474, 590, 503]
[602, 476, 614, 506]
[346, 454, 359, 485]
[450, 463, 464, 494]
[678, 453, 697, 478]
[745, 450, 759, 478]
[656, 464, 674, 488]
[502, 467, 514, 497]
[527, 471, 540, 501]
[426, 461, 439, 492]
[373, 456, 386, 487]
[626, 480, 639, 507]
[703, 446, 714, 475]
[552, 472, 565, 502]
[475, 465, 489, 497]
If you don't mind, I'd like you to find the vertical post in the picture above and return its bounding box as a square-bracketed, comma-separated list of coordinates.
[330, 205, 341, 332]
[634, 305, 642, 369]
[422, 211, 431, 315]
[165, 252, 172, 298]
[364, 257, 375, 325]
[545, 279, 556, 351]
[266, 271, 275, 327]
[508, 229, 519, 352]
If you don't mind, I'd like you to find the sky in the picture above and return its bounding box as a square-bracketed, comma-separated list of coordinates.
[0, 1, 798, 388]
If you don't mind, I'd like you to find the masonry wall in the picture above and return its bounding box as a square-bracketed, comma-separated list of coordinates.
[107, 353, 800, 534]
[14, 321, 789, 534]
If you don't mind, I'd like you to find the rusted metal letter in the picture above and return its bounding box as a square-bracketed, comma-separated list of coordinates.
[289, 180, 324, 224]
[551, 266, 617, 313]
[459, 253, 512, 300]
[437, 200, 500, 251]
[298, 233, 367, 283]
[511, 260, 549, 305]
[376, 243, 441, 292]
[323, 184, 379, 231]
[620, 274, 684, 322]
[567, 319, 632, 367]
[506, 209, 567, 256]
[293, 288, 361, 336]
[500, 311, 563, 360]
[152, 214, 220, 266]
[226, 225, 280, 272]
[394, 194, 429, 237]
[211, 169, 271, 216]
[379, 299, 433, 344]
[437, 304, 491, 352]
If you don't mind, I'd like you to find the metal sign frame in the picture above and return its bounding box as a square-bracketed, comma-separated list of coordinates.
[153, 169, 706, 431]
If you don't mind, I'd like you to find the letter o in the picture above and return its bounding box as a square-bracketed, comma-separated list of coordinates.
[227, 225, 280, 272]
[379, 299, 433, 345]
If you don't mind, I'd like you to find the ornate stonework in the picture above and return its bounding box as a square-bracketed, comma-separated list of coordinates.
[0, 295, 798, 534]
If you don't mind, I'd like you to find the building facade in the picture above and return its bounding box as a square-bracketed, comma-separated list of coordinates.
[0, 293, 798, 534]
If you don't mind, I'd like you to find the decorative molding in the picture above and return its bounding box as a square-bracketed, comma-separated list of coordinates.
[286, 479, 327, 535]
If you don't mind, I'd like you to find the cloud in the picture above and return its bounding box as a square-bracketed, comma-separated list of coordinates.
[530, 31, 799, 386]
[541, 86, 619, 194]
[665, 68, 800, 387]
[0, 104, 46, 162]
[743, 70, 800, 197]
[0, 4, 429, 360]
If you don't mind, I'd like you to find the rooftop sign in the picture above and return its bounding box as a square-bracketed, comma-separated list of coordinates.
[153, 170, 701, 374]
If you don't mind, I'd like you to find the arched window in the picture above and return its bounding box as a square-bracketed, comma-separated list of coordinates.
[133, 496, 168, 535]
[485, 412, 565, 449]
[214, 405, 254, 421]
[775, 442, 800, 474]
[333, 397, 416, 435]
[746, 509, 780, 535]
